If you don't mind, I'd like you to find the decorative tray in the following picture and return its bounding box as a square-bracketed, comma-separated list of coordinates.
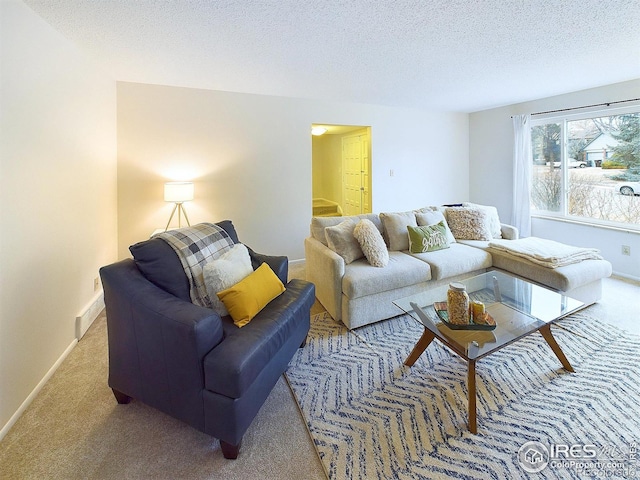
[433, 302, 497, 331]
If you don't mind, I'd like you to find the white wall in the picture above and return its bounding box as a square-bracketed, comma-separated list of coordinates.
[117, 82, 469, 260]
[0, 1, 117, 435]
[469, 79, 640, 279]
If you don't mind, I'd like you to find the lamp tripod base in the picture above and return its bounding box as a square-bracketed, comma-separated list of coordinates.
[164, 203, 191, 231]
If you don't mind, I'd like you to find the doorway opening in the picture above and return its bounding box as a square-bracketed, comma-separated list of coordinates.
[311, 124, 372, 217]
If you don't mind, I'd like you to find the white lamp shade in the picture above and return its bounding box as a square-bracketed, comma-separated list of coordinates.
[164, 182, 194, 202]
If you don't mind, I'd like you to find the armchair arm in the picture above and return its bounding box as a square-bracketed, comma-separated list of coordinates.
[304, 236, 345, 321]
[246, 246, 288, 284]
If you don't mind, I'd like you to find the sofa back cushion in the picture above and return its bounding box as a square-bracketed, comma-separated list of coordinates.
[130, 220, 240, 301]
[380, 211, 417, 251]
[310, 214, 382, 246]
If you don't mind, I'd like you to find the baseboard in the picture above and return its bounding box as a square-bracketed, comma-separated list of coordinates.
[611, 271, 640, 283]
[289, 258, 305, 266]
[0, 338, 77, 442]
[75, 290, 105, 340]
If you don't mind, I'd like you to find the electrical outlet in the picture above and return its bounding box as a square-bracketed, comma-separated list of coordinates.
[94, 277, 100, 291]
[621, 245, 631, 256]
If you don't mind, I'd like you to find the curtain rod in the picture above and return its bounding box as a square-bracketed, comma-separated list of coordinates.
[510, 97, 640, 118]
[531, 97, 640, 116]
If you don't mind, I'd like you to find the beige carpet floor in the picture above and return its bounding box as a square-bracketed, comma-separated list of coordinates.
[0, 264, 637, 479]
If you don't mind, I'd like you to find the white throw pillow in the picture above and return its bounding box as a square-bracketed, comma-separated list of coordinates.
[353, 219, 389, 267]
[203, 243, 253, 316]
[325, 219, 364, 264]
[415, 210, 457, 244]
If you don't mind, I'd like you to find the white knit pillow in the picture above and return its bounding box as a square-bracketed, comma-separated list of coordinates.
[203, 244, 253, 316]
[353, 219, 389, 267]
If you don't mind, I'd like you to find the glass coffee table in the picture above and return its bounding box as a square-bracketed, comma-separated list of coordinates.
[393, 270, 584, 434]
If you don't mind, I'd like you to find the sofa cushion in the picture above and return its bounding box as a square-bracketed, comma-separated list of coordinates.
[490, 249, 612, 292]
[353, 219, 389, 267]
[217, 263, 286, 328]
[325, 219, 364, 264]
[409, 243, 493, 280]
[380, 211, 417, 251]
[204, 279, 314, 399]
[311, 214, 382, 246]
[342, 252, 431, 299]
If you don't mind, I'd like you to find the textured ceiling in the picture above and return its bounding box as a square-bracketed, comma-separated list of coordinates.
[23, 0, 640, 112]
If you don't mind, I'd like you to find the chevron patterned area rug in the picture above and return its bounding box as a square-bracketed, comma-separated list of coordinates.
[285, 311, 640, 479]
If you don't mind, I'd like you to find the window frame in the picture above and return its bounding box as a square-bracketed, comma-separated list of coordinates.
[530, 103, 640, 232]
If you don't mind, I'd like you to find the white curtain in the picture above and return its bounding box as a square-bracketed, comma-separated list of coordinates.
[512, 114, 532, 238]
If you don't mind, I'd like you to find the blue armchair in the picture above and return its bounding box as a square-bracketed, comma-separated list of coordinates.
[99, 221, 315, 459]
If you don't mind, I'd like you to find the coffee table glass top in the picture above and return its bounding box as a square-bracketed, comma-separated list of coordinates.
[393, 270, 584, 361]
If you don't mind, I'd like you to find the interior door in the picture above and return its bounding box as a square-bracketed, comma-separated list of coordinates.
[342, 134, 363, 215]
[342, 131, 371, 215]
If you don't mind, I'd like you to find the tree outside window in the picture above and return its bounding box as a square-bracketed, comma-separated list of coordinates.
[530, 110, 640, 228]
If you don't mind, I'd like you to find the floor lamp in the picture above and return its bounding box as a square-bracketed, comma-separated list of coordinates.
[164, 182, 194, 231]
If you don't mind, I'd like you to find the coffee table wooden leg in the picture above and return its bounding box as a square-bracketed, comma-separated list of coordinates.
[468, 360, 477, 434]
[539, 324, 574, 372]
[404, 328, 436, 367]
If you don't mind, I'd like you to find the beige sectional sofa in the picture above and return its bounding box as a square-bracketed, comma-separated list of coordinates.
[305, 204, 612, 330]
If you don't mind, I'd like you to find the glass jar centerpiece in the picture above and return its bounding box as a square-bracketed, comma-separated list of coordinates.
[447, 282, 470, 325]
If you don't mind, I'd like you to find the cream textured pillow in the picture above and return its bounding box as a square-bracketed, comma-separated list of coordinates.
[445, 207, 492, 241]
[353, 219, 389, 267]
[380, 211, 417, 251]
[325, 219, 364, 264]
[415, 210, 456, 244]
[203, 243, 254, 316]
[463, 203, 502, 239]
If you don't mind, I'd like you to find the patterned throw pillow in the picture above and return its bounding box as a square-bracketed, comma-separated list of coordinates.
[353, 219, 389, 267]
[407, 222, 450, 253]
[462, 203, 502, 239]
[445, 207, 493, 241]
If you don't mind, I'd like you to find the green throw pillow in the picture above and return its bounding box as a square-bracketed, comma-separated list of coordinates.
[407, 222, 450, 253]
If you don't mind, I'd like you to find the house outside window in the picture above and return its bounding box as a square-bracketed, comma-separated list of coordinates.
[530, 106, 640, 231]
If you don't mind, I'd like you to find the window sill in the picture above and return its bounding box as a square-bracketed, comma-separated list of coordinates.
[532, 214, 640, 235]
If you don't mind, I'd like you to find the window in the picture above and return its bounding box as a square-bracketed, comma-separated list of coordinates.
[531, 107, 640, 230]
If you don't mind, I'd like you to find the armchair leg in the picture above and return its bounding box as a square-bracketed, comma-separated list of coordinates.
[112, 388, 131, 404]
[220, 440, 241, 459]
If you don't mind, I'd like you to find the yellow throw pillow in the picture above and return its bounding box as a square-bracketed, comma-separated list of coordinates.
[216, 263, 286, 328]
